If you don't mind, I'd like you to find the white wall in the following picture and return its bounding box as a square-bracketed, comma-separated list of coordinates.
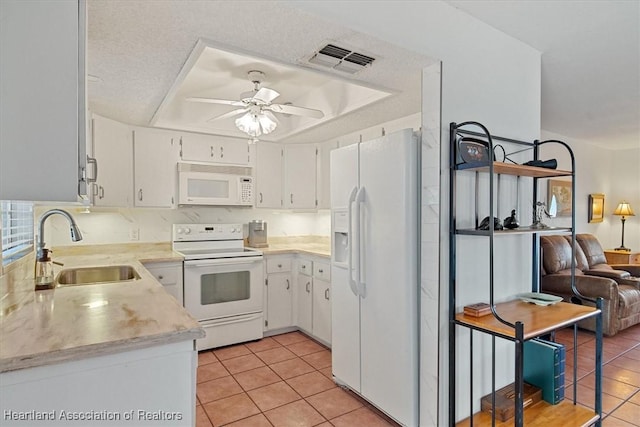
[540, 130, 639, 250]
[288, 1, 541, 425]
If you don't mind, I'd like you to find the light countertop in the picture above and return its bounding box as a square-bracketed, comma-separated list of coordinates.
[0, 243, 203, 373]
[0, 237, 331, 373]
[251, 236, 331, 258]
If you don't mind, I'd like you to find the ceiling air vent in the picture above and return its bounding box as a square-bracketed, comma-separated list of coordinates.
[307, 43, 376, 74]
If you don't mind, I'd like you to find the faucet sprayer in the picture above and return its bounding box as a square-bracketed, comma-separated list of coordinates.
[36, 209, 83, 261]
[34, 209, 82, 290]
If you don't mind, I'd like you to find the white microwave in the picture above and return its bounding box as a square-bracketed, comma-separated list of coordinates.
[178, 163, 253, 206]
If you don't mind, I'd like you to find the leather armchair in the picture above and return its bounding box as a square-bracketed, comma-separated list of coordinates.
[540, 234, 640, 336]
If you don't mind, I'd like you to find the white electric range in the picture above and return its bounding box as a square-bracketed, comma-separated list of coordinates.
[173, 223, 264, 350]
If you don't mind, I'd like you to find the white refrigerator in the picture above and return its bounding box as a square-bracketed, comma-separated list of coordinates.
[330, 128, 419, 426]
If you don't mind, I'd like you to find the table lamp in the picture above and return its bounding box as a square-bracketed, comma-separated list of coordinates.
[613, 201, 635, 251]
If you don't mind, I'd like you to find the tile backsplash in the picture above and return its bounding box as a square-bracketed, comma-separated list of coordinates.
[35, 206, 331, 247]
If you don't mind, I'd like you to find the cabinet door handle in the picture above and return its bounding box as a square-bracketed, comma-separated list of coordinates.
[210, 146, 214, 157]
[99, 186, 104, 199]
[306, 282, 311, 293]
[138, 189, 143, 201]
[92, 183, 98, 197]
[277, 263, 282, 268]
[286, 279, 290, 290]
[259, 192, 263, 203]
[318, 268, 323, 273]
[290, 193, 294, 204]
[220, 146, 224, 158]
[158, 275, 164, 280]
[302, 265, 306, 269]
[325, 288, 330, 300]
[86, 156, 98, 183]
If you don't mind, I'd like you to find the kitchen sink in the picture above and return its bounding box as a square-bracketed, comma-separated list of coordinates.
[55, 265, 141, 286]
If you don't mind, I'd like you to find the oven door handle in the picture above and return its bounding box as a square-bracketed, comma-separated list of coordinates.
[209, 312, 262, 326]
[185, 257, 263, 267]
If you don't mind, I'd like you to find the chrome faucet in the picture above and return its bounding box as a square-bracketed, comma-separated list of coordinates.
[36, 209, 83, 260]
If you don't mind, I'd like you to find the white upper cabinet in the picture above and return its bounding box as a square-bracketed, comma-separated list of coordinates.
[0, 0, 88, 202]
[255, 142, 283, 208]
[317, 141, 337, 209]
[180, 133, 251, 165]
[283, 144, 317, 209]
[133, 128, 180, 208]
[90, 115, 133, 207]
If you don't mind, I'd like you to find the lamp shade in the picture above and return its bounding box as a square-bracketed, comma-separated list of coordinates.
[613, 201, 635, 217]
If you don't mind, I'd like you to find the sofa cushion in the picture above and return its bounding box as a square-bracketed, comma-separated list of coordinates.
[541, 235, 585, 274]
[563, 236, 590, 271]
[576, 234, 608, 267]
[618, 284, 640, 319]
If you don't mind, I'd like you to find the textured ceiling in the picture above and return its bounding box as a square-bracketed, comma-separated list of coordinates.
[446, 0, 640, 150]
[87, 0, 437, 144]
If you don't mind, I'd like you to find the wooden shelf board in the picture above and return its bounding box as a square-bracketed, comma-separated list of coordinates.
[455, 400, 598, 427]
[456, 161, 572, 178]
[455, 300, 599, 340]
[456, 227, 572, 236]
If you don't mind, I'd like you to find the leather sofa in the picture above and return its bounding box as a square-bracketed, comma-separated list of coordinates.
[540, 234, 640, 336]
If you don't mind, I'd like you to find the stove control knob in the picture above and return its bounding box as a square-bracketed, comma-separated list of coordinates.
[176, 228, 183, 234]
[184, 227, 191, 234]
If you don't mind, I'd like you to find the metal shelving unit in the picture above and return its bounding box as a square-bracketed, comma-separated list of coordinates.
[448, 121, 603, 427]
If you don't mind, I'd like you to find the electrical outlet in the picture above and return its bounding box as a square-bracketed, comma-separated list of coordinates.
[129, 228, 139, 241]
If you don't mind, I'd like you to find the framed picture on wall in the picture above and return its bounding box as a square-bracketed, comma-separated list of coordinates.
[589, 193, 605, 223]
[548, 179, 572, 217]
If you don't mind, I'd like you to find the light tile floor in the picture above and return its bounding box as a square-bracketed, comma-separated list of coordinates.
[555, 323, 640, 426]
[196, 323, 640, 426]
[196, 331, 397, 427]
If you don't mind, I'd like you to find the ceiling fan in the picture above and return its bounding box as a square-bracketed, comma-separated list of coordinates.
[186, 70, 325, 137]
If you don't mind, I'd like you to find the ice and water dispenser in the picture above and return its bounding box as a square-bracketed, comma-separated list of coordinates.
[333, 210, 349, 263]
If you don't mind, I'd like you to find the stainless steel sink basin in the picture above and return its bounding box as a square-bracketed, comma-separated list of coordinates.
[55, 265, 141, 286]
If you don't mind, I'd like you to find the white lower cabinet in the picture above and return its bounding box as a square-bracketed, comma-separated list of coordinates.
[0, 341, 197, 426]
[294, 257, 331, 345]
[312, 277, 331, 344]
[264, 256, 293, 331]
[143, 262, 183, 305]
[296, 272, 313, 334]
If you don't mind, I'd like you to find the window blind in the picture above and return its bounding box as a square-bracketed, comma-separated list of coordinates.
[1, 200, 34, 265]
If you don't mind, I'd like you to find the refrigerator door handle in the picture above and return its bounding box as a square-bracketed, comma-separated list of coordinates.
[355, 186, 366, 298]
[347, 186, 359, 297]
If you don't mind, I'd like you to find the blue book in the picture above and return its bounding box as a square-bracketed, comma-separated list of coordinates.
[523, 338, 565, 404]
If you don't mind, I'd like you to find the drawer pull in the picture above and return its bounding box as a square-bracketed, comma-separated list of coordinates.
[158, 275, 164, 280]
[278, 263, 282, 268]
[318, 268, 323, 273]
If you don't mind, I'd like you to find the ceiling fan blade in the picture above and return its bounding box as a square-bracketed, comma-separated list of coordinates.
[206, 108, 248, 122]
[267, 103, 325, 119]
[252, 87, 280, 104]
[186, 97, 245, 107]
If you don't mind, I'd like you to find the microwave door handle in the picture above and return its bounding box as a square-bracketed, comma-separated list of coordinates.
[185, 258, 263, 267]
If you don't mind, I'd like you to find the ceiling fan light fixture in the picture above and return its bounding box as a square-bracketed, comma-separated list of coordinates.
[259, 110, 278, 134]
[235, 110, 278, 137]
[235, 112, 262, 137]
